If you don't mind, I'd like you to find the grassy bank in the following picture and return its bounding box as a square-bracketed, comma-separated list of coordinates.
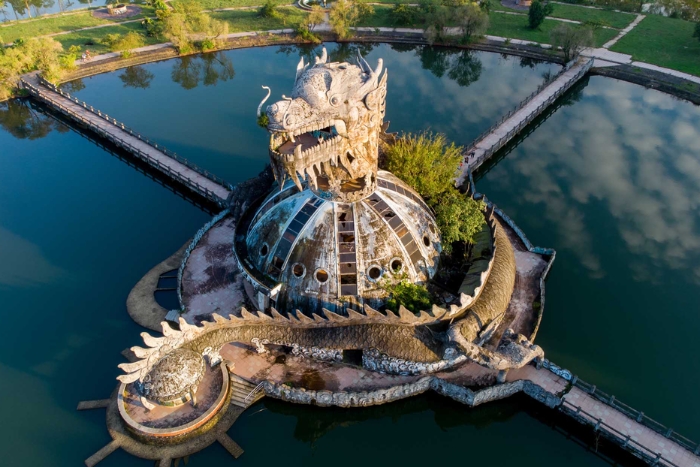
[487, 12, 618, 47]
[548, 3, 635, 29]
[211, 7, 308, 31]
[0, 7, 155, 44]
[170, 0, 291, 8]
[610, 15, 700, 77]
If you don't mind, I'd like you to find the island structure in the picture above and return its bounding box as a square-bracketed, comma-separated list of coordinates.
[90, 49, 555, 463]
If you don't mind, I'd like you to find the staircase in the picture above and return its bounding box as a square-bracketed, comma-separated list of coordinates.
[229, 374, 265, 408]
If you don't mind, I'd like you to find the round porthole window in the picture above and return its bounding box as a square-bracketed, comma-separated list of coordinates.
[315, 269, 329, 283]
[423, 235, 431, 247]
[292, 263, 306, 278]
[367, 266, 382, 281]
[390, 258, 403, 274]
[260, 243, 269, 257]
[428, 223, 436, 234]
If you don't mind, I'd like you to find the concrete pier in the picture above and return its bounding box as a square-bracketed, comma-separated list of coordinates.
[458, 57, 594, 184]
[20, 73, 232, 207]
[511, 363, 700, 467]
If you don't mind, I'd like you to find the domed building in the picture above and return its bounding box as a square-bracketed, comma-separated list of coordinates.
[234, 49, 442, 316]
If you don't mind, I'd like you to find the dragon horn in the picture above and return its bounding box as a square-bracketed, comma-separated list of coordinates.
[357, 51, 371, 74]
[315, 47, 328, 65]
[257, 86, 271, 118]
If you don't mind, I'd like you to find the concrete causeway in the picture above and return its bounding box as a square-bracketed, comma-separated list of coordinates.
[458, 58, 593, 184]
[20, 73, 232, 206]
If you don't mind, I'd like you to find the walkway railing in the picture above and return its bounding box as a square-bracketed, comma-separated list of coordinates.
[244, 382, 266, 405]
[571, 376, 700, 456]
[466, 57, 594, 170]
[559, 399, 681, 467]
[22, 75, 233, 206]
[536, 358, 700, 463]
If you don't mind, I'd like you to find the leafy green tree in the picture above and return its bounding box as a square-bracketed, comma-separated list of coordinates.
[307, 4, 325, 31]
[161, 0, 228, 54]
[433, 189, 486, 250]
[329, 0, 373, 39]
[454, 2, 488, 43]
[549, 23, 593, 61]
[425, 5, 450, 44]
[390, 3, 418, 26]
[528, 0, 553, 30]
[383, 131, 486, 251]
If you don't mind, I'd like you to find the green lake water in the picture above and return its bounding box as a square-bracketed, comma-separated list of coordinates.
[0, 43, 698, 466]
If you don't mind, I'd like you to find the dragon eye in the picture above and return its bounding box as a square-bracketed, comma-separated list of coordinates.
[329, 95, 341, 107]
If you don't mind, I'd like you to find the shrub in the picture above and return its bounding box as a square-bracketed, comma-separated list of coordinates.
[384, 279, 433, 314]
[107, 32, 146, 57]
[528, 0, 553, 30]
[259, 0, 281, 19]
[694, 22, 700, 42]
[383, 131, 486, 252]
[295, 22, 322, 43]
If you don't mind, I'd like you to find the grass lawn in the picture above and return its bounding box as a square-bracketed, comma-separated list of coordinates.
[610, 14, 700, 77]
[0, 7, 155, 43]
[172, 0, 291, 9]
[548, 3, 635, 29]
[211, 7, 308, 31]
[487, 12, 618, 47]
[53, 22, 161, 54]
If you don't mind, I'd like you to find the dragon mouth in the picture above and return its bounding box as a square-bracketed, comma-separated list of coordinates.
[270, 119, 347, 160]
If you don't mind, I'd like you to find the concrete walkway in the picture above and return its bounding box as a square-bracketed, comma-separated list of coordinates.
[457, 58, 591, 183]
[563, 387, 700, 467]
[21, 73, 231, 204]
[602, 13, 645, 48]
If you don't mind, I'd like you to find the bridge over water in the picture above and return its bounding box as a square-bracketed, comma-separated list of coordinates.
[20, 72, 233, 207]
[458, 57, 594, 185]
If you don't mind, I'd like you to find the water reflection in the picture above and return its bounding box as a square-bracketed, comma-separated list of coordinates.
[481, 77, 700, 283]
[0, 226, 64, 288]
[171, 52, 235, 90]
[0, 99, 66, 140]
[118, 66, 155, 90]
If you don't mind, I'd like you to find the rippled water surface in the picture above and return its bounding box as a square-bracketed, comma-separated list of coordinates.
[1, 43, 698, 466]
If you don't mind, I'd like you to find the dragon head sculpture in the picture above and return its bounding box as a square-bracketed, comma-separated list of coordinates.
[259, 48, 388, 202]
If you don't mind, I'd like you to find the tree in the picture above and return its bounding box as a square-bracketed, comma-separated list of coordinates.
[454, 2, 488, 43]
[383, 131, 486, 251]
[384, 278, 433, 313]
[433, 189, 486, 250]
[528, 0, 553, 30]
[307, 4, 325, 31]
[694, 22, 700, 42]
[160, 0, 228, 54]
[550, 23, 593, 61]
[425, 5, 450, 44]
[390, 3, 417, 26]
[329, 0, 373, 39]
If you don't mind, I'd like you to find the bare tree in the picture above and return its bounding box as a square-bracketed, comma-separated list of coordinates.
[550, 24, 593, 62]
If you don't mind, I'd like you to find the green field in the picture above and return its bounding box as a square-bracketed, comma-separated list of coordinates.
[0, 7, 155, 44]
[487, 12, 618, 47]
[53, 22, 161, 54]
[548, 3, 635, 29]
[211, 7, 308, 32]
[611, 14, 700, 77]
[171, 0, 291, 9]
